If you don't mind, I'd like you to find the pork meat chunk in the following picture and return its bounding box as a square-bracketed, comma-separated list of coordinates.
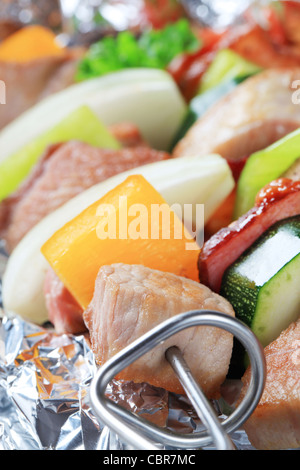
[173, 68, 300, 162]
[83, 263, 235, 397]
[239, 318, 300, 450]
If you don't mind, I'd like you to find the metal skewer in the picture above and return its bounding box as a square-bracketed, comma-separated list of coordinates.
[89, 310, 266, 450]
[165, 346, 235, 450]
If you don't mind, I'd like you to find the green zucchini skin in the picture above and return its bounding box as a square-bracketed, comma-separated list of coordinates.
[220, 216, 300, 349]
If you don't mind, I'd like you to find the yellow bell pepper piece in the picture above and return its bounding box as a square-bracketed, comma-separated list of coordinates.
[0, 25, 65, 63]
[41, 175, 200, 310]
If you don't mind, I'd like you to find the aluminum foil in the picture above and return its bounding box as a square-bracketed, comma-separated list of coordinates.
[0, 308, 255, 451]
[58, 0, 256, 45]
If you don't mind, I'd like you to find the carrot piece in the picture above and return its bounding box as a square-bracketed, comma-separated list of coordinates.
[41, 175, 200, 310]
[0, 25, 65, 63]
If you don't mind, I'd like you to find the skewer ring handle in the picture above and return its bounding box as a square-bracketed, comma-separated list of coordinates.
[89, 310, 266, 450]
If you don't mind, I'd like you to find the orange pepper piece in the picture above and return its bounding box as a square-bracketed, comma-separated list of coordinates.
[41, 175, 200, 310]
[0, 25, 65, 63]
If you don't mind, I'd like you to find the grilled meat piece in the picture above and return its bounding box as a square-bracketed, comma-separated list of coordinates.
[239, 318, 300, 450]
[173, 68, 300, 162]
[83, 263, 235, 397]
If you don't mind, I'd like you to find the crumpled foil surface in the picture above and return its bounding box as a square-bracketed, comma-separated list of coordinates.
[0, 310, 255, 451]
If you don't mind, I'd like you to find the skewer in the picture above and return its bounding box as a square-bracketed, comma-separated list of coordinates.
[89, 309, 266, 450]
[165, 346, 235, 450]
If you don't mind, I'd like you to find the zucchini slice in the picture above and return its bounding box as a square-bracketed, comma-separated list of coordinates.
[221, 216, 300, 347]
